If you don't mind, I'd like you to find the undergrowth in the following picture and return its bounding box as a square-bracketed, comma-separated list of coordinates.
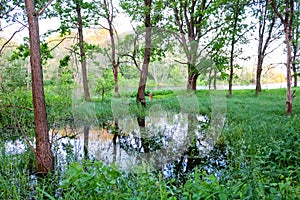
[0, 88, 299, 199]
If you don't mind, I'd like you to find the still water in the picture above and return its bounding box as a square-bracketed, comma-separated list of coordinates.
[5, 112, 227, 178]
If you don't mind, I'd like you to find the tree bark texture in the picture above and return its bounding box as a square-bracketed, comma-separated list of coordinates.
[187, 66, 198, 90]
[285, 22, 293, 115]
[25, 0, 54, 174]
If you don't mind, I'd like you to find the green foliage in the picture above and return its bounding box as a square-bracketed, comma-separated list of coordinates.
[50, 0, 100, 36]
[0, 56, 28, 93]
[0, 90, 34, 140]
[59, 160, 174, 200]
[10, 38, 54, 65]
[96, 69, 114, 101]
[57, 55, 74, 87]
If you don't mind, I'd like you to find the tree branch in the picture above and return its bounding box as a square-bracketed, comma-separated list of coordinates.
[174, 59, 188, 65]
[0, 25, 25, 55]
[119, 53, 141, 72]
[38, 0, 55, 16]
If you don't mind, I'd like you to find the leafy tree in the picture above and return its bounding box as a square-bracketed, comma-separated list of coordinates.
[120, 0, 164, 105]
[97, 0, 121, 95]
[270, 0, 295, 115]
[253, 0, 282, 96]
[52, 0, 100, 101]
[96, 68, 114, 104]
[224, 0, 249, 97]
[165, 0, 228, 90]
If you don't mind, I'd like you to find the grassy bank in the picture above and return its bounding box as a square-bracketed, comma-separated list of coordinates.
[0, 88, 300, 199]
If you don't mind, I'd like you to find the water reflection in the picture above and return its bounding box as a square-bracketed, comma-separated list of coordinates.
[50, 112, 225, 175]
[4, 112, 226, 177]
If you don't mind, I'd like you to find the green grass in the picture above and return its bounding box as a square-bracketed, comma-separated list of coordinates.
[1, 88, 300, 199]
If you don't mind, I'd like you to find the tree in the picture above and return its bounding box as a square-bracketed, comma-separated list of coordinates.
[75, 0, 90, 101]
[25, 0, 54, 174]
[270, 0, 294, 115]
[226, 0, 248, 97]
[96, 68, 114, 104]
[168, 0, 226, 90]
[100, 0, 120, 95]
[292, 1, 300, 87]
[53, 0, 99, 101]
[120, 0, 159, 105]
[254, 0, 281, 96]
[136, 0, 152, 106]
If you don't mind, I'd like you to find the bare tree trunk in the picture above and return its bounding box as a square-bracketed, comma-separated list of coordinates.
[208, 69, 212, 90]
[255, 57, 263, 96]
[136, 0, 152, 106]
[187, 65, 198, 90]
[285, 23, 293, 115]
[213, 69, 217, 90]
[76, 1, 90, 101]
[25, 0, 53, 174]
[228, 1, 239, 98]
[292, 61, 298, 87]
[27, 60, 31, 90]
[228, 64, 234, 98]
[113, 64, 119, 94]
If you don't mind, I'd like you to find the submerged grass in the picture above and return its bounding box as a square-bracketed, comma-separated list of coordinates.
[1, 88, 300, 199]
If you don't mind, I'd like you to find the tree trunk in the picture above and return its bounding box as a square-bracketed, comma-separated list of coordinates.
[270, 0, 294, 115]
[292, 15, 300, 87]
[136, 0, 152, 106]
[213, 70, 217, 90]
[228, 0, 241, 98]
[228, 64, 234, 98]
[25, 0, 54, 174]
[285, 23, 293, 115]
[187, 64, 198, 90]
[76, 1, 90, 101]
[292, 62, 298, 87]
[255, 57, 263, 96]
[109, 25, 119, 95]
[113, 63, 119, 94]
[208, 69, 212, 90]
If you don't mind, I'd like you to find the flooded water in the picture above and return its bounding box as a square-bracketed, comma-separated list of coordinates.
[4, 112, 227, 178]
